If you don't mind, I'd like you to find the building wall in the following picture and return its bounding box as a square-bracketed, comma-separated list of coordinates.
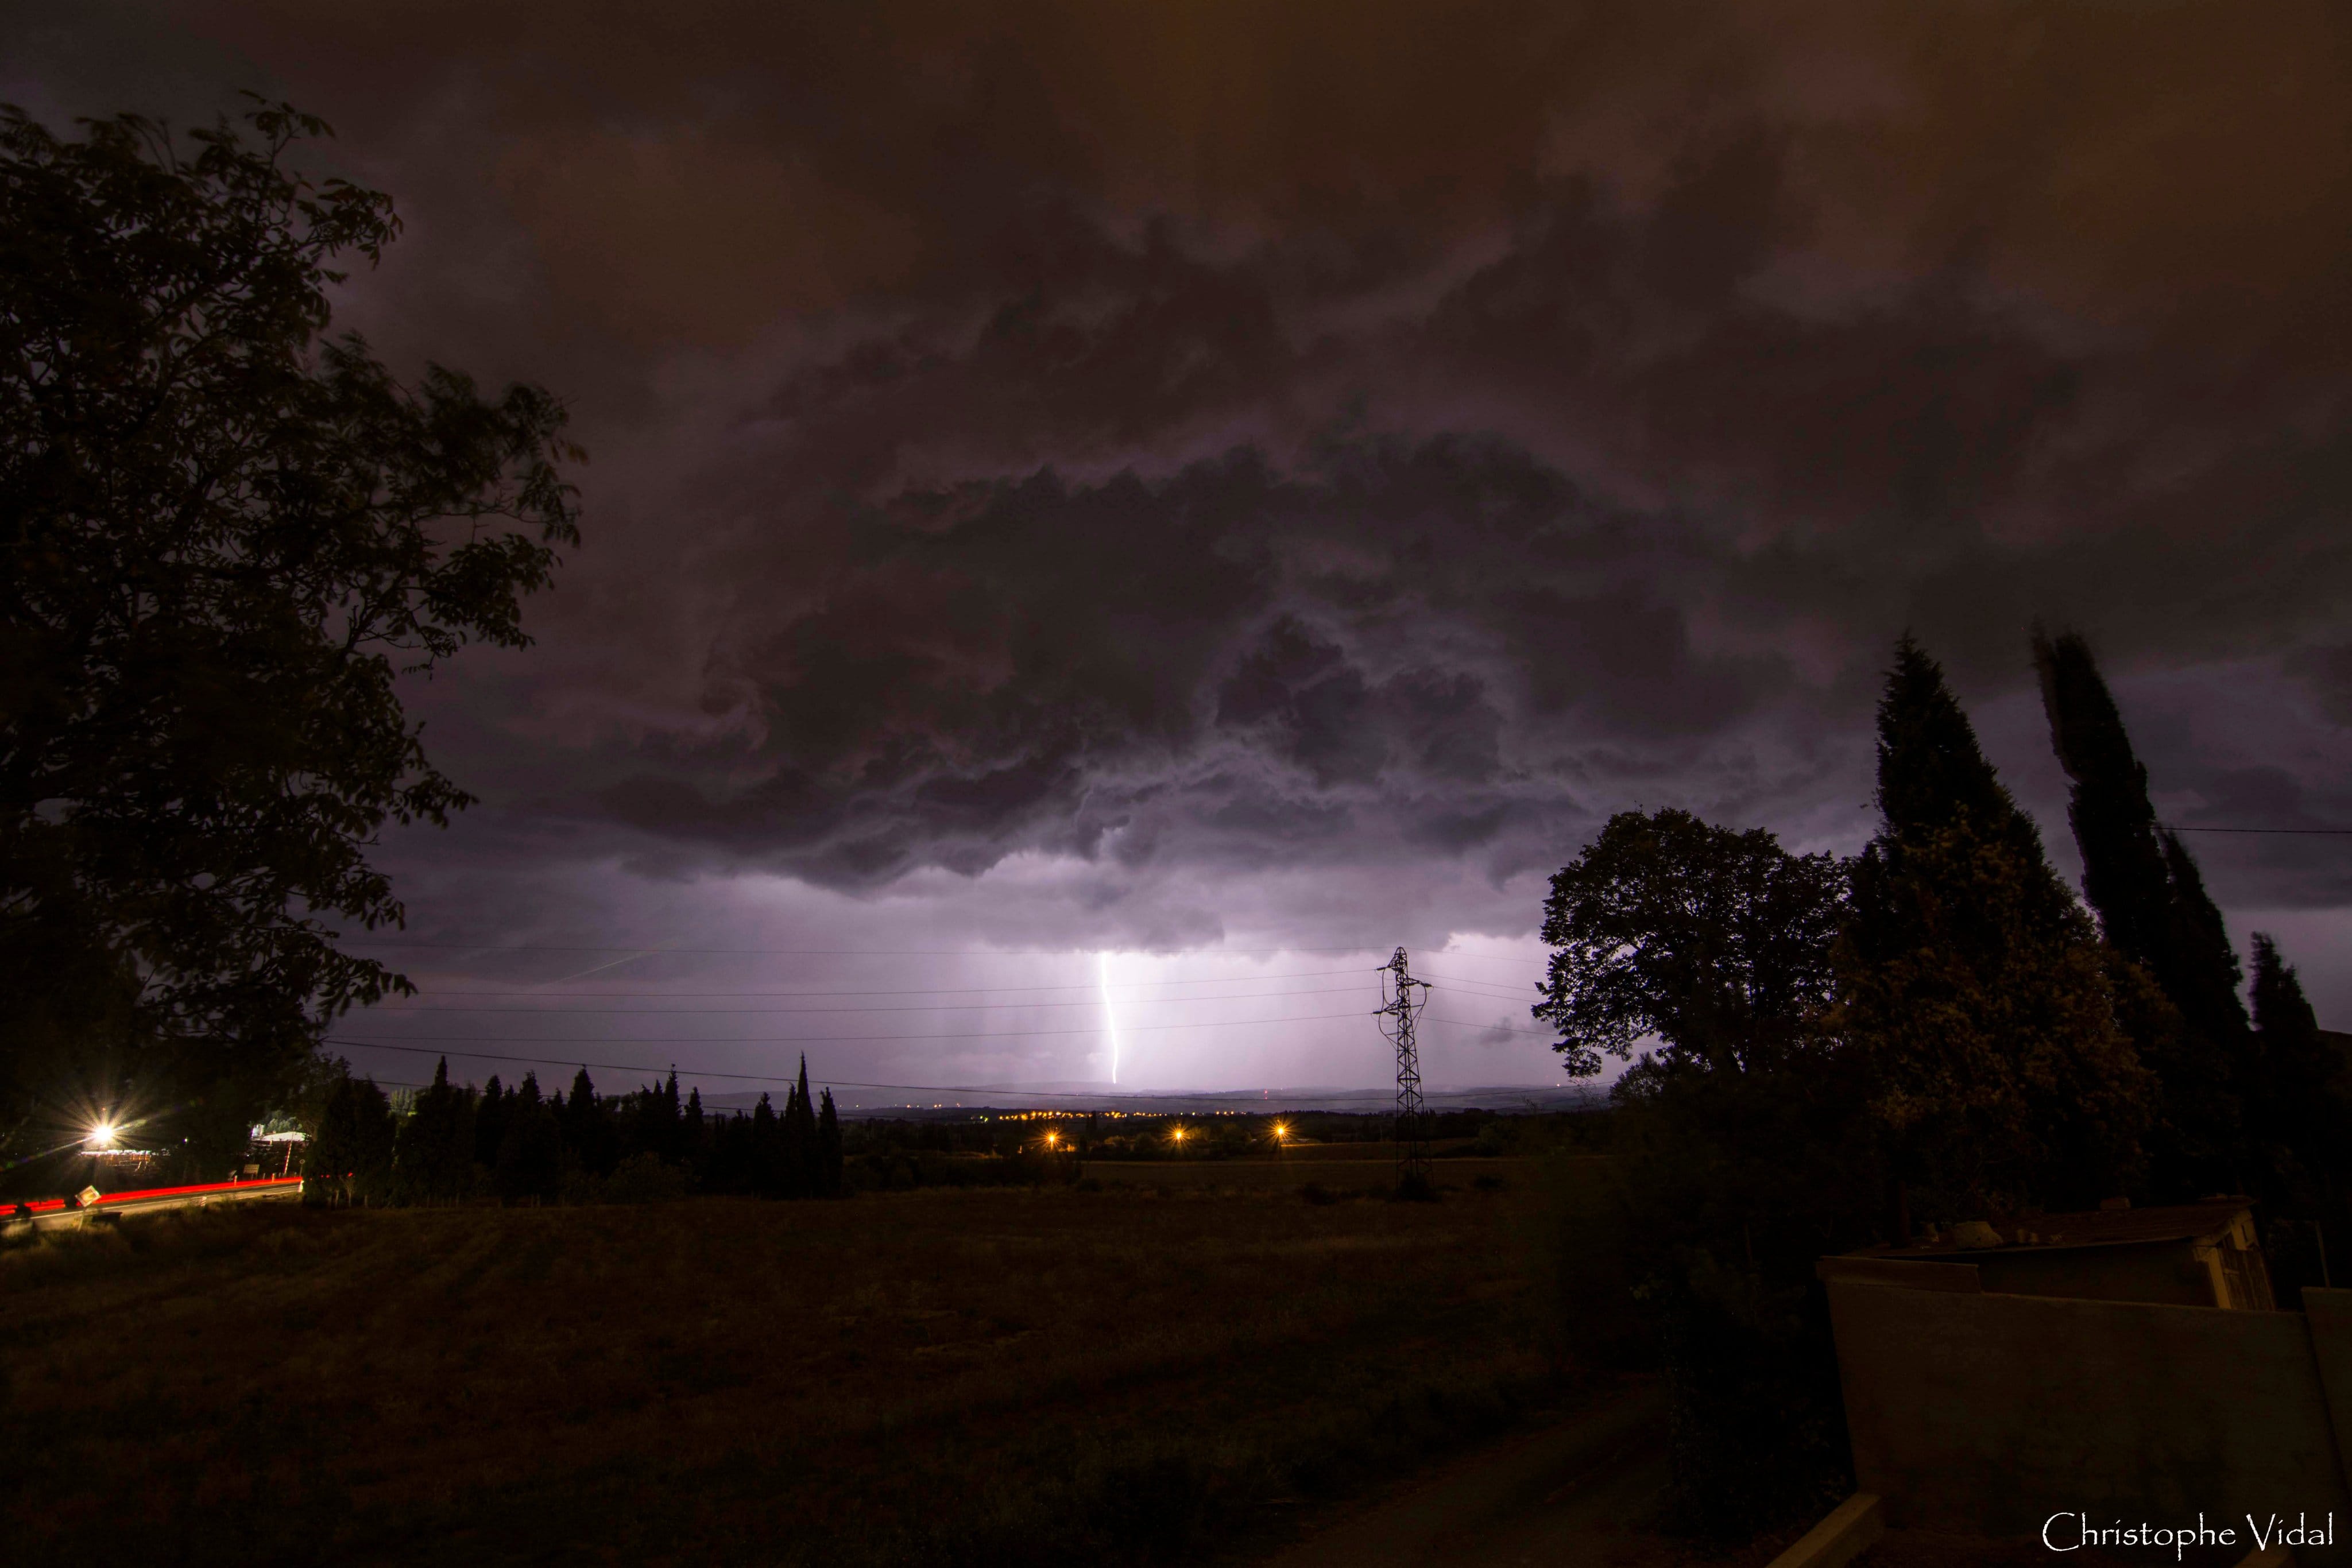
[1826, 1270, 2352, 1558]
[1968, 1240, 2218, 1307]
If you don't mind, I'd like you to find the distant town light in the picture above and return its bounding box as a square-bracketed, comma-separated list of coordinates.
[87, 1120, 118, 1150]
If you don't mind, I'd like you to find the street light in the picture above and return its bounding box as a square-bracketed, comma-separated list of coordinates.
[87, 1120, 118, 1151]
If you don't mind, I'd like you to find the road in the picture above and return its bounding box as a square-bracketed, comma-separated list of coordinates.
[1260, 1380, 1677, 1568]
[6, 1176, 303, 1234]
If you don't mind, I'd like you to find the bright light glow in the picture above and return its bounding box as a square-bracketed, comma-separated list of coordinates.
[1045, 1130, 1058, 1145]
[1097, 951, 1122, 1086]
[1272, 1122, 1288, 1141]
[87, 1120, 118, 1150]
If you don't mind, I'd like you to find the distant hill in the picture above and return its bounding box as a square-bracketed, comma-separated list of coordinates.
[700, 1084, 1603, 1119]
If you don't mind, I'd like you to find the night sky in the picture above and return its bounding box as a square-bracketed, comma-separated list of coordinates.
[13, 3, 2352, 1102]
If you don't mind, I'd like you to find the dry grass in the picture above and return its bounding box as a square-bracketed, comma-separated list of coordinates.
[2, 1160, 1579, 1567]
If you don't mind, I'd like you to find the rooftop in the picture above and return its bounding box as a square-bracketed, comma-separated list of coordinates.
[1859, 1197, 2255, 1260]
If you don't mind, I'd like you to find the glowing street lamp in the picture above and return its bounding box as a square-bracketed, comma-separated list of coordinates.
[87, 1120, 118, 1151]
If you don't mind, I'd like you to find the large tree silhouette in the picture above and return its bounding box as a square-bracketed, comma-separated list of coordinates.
[1837, 638, 2152, 1215]
[0, 99, 579, 1184]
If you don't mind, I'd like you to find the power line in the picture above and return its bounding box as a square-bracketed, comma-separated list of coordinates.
[345, 939, 1557, 963]
[365, 982, 1377, 1017]
[1419, 967, 1541, 984]
[2163, 824, 2352, 836]
[325, 1039, 1416, 1103]
[382, 967, 1376, 999]
[1433, 989, 1544, 1006]
[344, 940, 1407, 957]
[1424, 1013, 1560, 1039]
[327, 1005, 1373, 1051]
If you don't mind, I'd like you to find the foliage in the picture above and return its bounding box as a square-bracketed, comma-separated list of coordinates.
[1534, 809, 1847, 1081]
[494, 1074, 561, 1204]
[2033, 628, 2250, 1194]
[304, 1071, 394, 1206]
[1533, 810, 1871, 1536]
[1836, 637, 2151, 1217]
[0, 99, 580, 1185]
[1527, 637, 2180, 1540]
[2246, 935, 2348, 1211]
[390, 1058, 474, 1205]
[817, 1087, 844, 1198]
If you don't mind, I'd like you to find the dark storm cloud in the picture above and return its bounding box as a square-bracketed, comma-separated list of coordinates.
[597, 440, 1715, 886]
[14, 0, 2352, 924]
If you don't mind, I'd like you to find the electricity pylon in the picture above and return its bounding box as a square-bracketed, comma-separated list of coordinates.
[1375, 947, 1432, 1191]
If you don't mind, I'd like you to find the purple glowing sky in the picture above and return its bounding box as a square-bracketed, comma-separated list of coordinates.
[13, 3, 2352, 1100]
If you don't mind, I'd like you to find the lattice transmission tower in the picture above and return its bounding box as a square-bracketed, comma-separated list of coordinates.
[1375, 947, 1433, 1191]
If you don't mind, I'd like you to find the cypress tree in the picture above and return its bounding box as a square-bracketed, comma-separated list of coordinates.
[783, 1057, 819, 1199]
[393, 1057, 472, 1205]
[2032, 628, 2174, 970]
[473, 1074, 508, 1171]
[2156, 832, 2253, 1049]
[680, 1086, 708, 1187]
[496, 1072, 562, 1204]
[2032, 628, 2264, 1195]
[2248, 935, 2348, 1206]
[750, 1092, 782, 1197]
[633, 1070, 682, 1163]
[1837, 637, 2153, 1218]
[817, 1087, 844, 1198]
[563, 1067, 619, 1176]
[2033, 627, 2250, 1033]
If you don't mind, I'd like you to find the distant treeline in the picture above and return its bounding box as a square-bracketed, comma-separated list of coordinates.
[302, 1078, 1575, 1207]
[306, 1056, 843, 1206]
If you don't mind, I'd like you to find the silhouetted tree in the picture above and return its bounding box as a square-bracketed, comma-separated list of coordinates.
[1535, 810, 1867, 1539]
[496, 1072, 560, 1203]
[1837, 637, 2152, 1218]
[2247, 934, 2347, 1209]
[749, 1093, 783, 1197]
[473, 1074, 508, 1170]
[633, 1070, 680, 1164]
[818, 1087, 844, 1198]
[562, 1067, 620, 1178]
[2033, 628, 2247, 1192]
[305, 1070, 394, 1206]
[783, 1058, 822, 1199]
[1534, 809, 1847, 1083]
[393, 1056, 474, 1204]
[682, 1086, 707, 1180]
[0, 100, 581, 1181]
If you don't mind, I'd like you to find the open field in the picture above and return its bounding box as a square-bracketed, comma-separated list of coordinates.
[1084, 1152, 1552, 1193]
[3, 1157, 1612, 1567]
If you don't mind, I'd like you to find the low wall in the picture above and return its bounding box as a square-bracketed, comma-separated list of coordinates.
[1824, 1267, 2352, 1559]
